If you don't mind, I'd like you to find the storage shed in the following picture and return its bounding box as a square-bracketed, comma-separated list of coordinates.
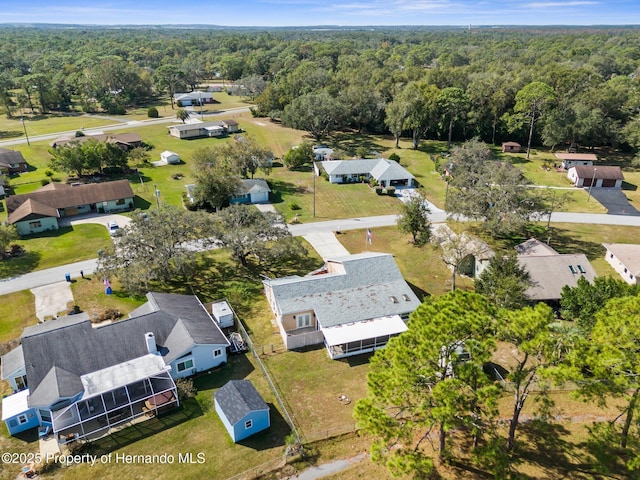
[212, 300, 234, 328]
[214, 380, 270, 442]
[160, 151, 180, 164]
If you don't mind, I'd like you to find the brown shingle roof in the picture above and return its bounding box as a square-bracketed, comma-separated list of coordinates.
[554, 153, 598, 161]
[6, 180, 134, 216]
[571, 165, 624, 180]
[7, 198, 59, 224]
[0, 148, 27, 167]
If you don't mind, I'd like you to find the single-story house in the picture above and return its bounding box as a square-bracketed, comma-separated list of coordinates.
[0, 148, 28, 174]
[1, 292, 230, 444]
[263, 252, 421, 359]
[50, 132, 142, 150]
[432, 224, 494, 279]
[174, 91, 215, 106]
[6, 180, 135, 235]
[318, 159, 415, 188]
[515, 238, 597, 303]
[567, 165, 624, 188]
[160, 151, 180, 165]
[230, 179, 271, 204]
[555, 153, 597, 170]
[167, 120, 239, 139]
[313, 146, 334, 161]
[603, 243, 640, 284]
[501, 142, 521, 153]
[214, 380, 270, 442]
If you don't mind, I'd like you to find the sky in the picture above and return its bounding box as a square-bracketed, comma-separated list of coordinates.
[0, 0, 638, 27]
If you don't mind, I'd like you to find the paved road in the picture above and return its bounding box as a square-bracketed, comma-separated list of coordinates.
[2, 210, 640, 296]
[0, 107, 250, 148]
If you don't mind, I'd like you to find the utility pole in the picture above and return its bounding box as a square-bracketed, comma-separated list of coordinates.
[587, 167, 597, 202]
[313, 163, 316, 218]
[154, 184, 160, 208]
[21, 117, 30, 146]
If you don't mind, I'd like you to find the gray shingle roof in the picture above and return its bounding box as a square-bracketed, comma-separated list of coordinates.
[241, 179, 270, 194]
[21, 293, 228, 408]
[214, 380, 268, 425]
[0, 345, 24, 380]
[518, 254, 597, 301]
[0, 148, 27, 168]
[515, 238, 559, 257]
[268, 252, 421, 328]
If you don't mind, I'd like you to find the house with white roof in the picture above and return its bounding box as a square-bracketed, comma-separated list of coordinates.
[1, 293, 229, 444]
[603, 243, 640, 284]
[263, 252, 421, 359]
[318, 158, 415, 188]
[174, 91, 215, 106]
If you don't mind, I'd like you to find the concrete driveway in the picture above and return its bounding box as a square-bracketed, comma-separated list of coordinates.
[58, 212, 133, 233]
[587, 188, 640, 215]
[31, 281, 74, 321]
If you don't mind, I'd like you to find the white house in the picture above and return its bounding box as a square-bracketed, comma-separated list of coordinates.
[160, 151, 180, 164]
[231, 179, 271, 204]
[603, 243, 640, 284]
[567, 165, 624, 188]
[174, 91, 215, 106]
[1, 293, 229, 444]
[263, 252, 421, 359]
[555, 153, 597, 170]
[319, 158, 415, 188]
[167, 120, 239, 139]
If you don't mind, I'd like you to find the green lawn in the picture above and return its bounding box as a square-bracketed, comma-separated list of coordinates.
[0, 290, 36, 344]
[0, 224, 112, 279]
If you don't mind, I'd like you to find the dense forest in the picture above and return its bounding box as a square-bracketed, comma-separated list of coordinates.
[1, 25, 640, 153]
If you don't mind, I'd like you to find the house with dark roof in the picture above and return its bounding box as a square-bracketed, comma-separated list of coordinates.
[0, 148, 28, 174]
[567, 165, 624, 188]
[263, 252, 421, 359]
[603, 243, 640, 284]
[50, 132, 142, 150]
[174, 91, 215, 106]
[318, 159, 415, 188]
[214, 380, 270, 442]
[230, 179, 271, 204]
[6, 180, 134, 235]
[1, 293, 229, 444]
[515, 239, 597, 303]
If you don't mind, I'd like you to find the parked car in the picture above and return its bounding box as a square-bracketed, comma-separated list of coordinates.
[107, 221, 120, 236]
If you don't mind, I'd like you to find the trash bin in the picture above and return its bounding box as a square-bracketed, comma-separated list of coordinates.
[65, 273, 71, 282]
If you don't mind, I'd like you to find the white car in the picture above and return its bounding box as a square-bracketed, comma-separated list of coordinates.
[107, 221, 120, 236]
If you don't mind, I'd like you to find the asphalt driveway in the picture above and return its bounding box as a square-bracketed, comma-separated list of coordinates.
[587, 188, 640, 215]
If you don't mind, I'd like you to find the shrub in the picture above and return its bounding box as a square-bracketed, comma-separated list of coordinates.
[389, 153, 401, 162]
[289, 202, 301, 211]
[356, 146, 369, 158]
[375, 186, 384, 195]
[369, 178, 378, 187]
[91, 308, 122, 323]
[175, 378, 197, 402]
[386, 186, 396, 196]
[171, 173, 184, 180]
[147, 106, 159, 118]
[176, 100, 183, 107]
[44, 169, 54, 177]
[40, 179, 50, 186]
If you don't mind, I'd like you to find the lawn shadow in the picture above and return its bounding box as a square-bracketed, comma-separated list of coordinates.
[268, 178, 309, 204]
[0, 129, 23, 139]
[502, 154, 532, 165]
[622, 181, 638, 191]
[407, 281, 430, 302]
[328, 132, 385, 157]
[236, 403, 289, 451]
[0, 251, 41, 279]
[342, 351, 373, 367]
[133, 195, 152, 210]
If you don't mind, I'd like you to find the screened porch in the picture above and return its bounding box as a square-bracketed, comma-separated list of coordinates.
[52, 371, 178, 445]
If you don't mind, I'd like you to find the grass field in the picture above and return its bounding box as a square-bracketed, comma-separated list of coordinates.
[0, 290, 36, 345]
[0, 224, 112, 279]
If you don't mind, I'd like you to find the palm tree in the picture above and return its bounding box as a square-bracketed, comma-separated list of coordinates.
[176, 108, 190, 124]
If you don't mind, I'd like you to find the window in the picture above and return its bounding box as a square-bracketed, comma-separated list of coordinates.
[15, 375, 27, 390]
[177, 359, 194, 372]
[18, 414, 28, 425]
[213, 349, 222, 357]
[296, 313, 311, 328]
[610, 253, 614, 258]
[577, 265, 586, 274]
[39, 410, 51, 423]
[245, 419, 253, 429]
[116, 198, 125, 205]
[624, 268, 628, 273]
[28, 221, 42, 229]
[390, 296, 398, 303]
[569, 265, 577, 274]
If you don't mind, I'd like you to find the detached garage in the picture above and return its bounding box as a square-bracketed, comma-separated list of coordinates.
[567, 165, 624, 188]
[214, 380, 270, 442]
[160, 151, 180, 164]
